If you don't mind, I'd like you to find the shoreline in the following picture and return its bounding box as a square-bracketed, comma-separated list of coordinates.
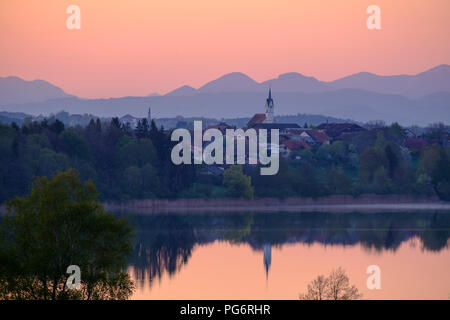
[103, 194, 450, 214]
[2, 195, 449, 215]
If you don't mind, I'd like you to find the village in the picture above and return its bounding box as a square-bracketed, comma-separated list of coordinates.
[165, 89, 449, 179]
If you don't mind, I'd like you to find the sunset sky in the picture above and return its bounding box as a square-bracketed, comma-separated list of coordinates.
[1, 0, 449, 98]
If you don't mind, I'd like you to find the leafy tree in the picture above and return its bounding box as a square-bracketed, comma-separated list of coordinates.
[372, 167, 392, 193]
[327, 166, 352, 194]
[348, 144, 359, 169]
[329, 141, 347, 164]
[425, 122, 448, 144]
[359, 147, 388, 184]
[0, 169, 134, 300]
[418, 145, 450, 199]
[251, 158, 296, 198]
[418, 145, 450, 183]
[35, 148, 70, 177]
[223, 165, 254, 199]
[374, 130, 387, 150]
[141, 163, 161, 198]
[60, 130, 92, 160]
[298, 149, 314, 163]
[316, 143, 332, 163]
[116, 139, 158, 169]
[389, 122, 405, 141]
[291, 163, 324, 198]
[122, 166, 143, 199]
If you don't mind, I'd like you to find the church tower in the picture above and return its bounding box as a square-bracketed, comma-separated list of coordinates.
[264, 88, 274, 123]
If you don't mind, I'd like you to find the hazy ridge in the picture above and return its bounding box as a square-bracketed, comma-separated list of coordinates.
[1, 65, 449, 125]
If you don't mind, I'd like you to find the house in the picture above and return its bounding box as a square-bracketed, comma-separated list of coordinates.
[280, 140, 312, 157]
[120, 114, 140, 128]
[119, 107, 152, 129]
[316, 122, 366, 139]
[286, 129, 330, 145]
[249, 122, 301, 134]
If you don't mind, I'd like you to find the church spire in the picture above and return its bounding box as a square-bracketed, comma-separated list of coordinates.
[264, 87, 274, 123]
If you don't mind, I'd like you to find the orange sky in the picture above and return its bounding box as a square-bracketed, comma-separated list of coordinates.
[1, 0, 449, 98]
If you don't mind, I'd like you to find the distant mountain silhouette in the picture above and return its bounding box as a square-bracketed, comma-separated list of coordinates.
[262, 72, 331, 93]
[0, 76, 73, 105]
[184, 71, 331, 94]
[2, 89, 449, 125]
[197, 72, 260, 93]
[162, 65, 450, 98]
[330, 64, 450, 98]
[166, 85, 197, 96]
[1, 65, 449, 125]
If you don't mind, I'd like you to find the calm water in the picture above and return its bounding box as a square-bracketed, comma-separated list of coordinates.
[119, 210, 450, 300]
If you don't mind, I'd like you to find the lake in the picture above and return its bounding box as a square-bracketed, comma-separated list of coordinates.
[118, 210, 450, 300]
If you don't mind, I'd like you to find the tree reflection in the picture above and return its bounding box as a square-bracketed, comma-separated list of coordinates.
[118, 211, 450, 289]
[128, 215, 196, 288]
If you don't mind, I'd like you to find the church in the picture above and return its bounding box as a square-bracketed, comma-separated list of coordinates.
[247, 89, 300, 133]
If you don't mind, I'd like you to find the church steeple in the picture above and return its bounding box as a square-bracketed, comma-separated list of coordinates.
[264, 87, 274, 123]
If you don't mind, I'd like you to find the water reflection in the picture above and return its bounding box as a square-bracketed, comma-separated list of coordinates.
[263, 243, 271, 281]
[118, 210, 450, 292]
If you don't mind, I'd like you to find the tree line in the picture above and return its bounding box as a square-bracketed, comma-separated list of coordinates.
[0, 118, 195, 203]
[249, 125, 450, 200]
[0, 118, 449, 202]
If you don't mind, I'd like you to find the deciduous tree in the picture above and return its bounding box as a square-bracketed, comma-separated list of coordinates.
[0, 169, 134, 300]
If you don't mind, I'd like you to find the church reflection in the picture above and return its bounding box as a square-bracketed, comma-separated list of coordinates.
[263, 243, 271, 282]
[117, 210, 450, 290]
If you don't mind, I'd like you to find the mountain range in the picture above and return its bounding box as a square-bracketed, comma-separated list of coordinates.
[0, 76, 73, 105]
[167, 64, 450, 98]
[1, 65, 449, 126]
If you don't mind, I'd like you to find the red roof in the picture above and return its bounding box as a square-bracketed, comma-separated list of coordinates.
[288, 129, 330, 143]
[247, 113, 266, 127]
[282, 140, 312, 150]
[308, 130, 329, 143]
